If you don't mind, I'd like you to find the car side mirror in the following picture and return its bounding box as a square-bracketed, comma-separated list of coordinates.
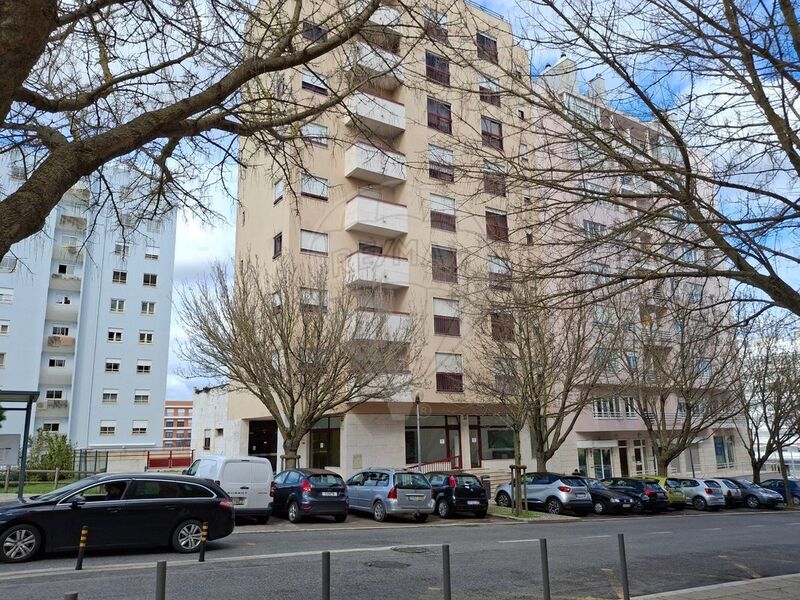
[70, 496, 86, 509]
[181, 469, 189, 475]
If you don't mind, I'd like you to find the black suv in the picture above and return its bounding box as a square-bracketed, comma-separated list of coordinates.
[427, 471, 488, 518]
[601, 477, 669, 514]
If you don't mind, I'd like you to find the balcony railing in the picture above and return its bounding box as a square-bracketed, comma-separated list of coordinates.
[436, 372, 464, 393]
[345, 195, 408, 237]
[343, 91, 405, 137]
[345, 251, 410, 288]
[344, 142, 406, 185]
[347, 41, 403, 89]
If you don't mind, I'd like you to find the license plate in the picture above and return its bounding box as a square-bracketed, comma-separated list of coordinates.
[232, 497, 246, 505]
[321, 491, 338, 497]
[407, 495, 423, 501]
[576, 493, 587, 499]
[467, 500, 480, 505]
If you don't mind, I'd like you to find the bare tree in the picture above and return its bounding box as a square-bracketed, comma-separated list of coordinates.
[177, 257, 423, 468]
[0, 0, 407, 258]
[609, 289, 743, 476]
[737, 317, 800, 486]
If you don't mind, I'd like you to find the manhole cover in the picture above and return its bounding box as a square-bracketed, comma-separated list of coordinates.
[366, 560, 411, 569]
[391, 546, 429, 554]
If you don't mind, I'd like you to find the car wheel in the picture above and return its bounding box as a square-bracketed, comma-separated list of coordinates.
[631, 498, 644, 514]
[287, 501, 302, 524]
[171, 520, 203, 553]
[474, 510, 487, 519]
[593, 500, 606, 515]
[792, 496, 800, 506]
[436, 500, 452, 519]
[373, 500, 387, 522]
[545, 498, 563, 515]
[0, 524, 41, 563]
[496, 492, 512, 508]
[333, 514, 347, 523]
[413, 513, 429, 523]
[693, 497, 707, 511]
[745, 495, 760, 509]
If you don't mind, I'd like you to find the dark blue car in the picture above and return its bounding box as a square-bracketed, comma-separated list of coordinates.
[760, 478, 800, 506]
[271, 468, 348, 523]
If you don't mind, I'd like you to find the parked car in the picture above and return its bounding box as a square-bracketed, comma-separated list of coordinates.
[495, 473, 592, 515]
[634, 476, 686, 510]
[760, 478, 800, 506]
[271, 468, 347, 523]
[601, 477, 670, 514]
[346, 468, 434, 522]
[679, 478, 726, 510]
[184, 455, 273, 522]
[730, 478, 784, 509]
[706, 478, 744, 507]
[0, 473, 234, 563]
[427, 471, 488, 518]
[580, 477, 634, 515]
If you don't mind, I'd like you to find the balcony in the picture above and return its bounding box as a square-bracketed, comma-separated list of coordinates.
[357, 371, 413, 403]
[345, 142, 406, 185]
[46, 335, 76, 353]
[36, 399, 69, 416]
[39, 369, 73, 386]
[346, 41, 403, 89]
[46, 302, 79, 323]
[52, 245, 85, 262]
[345, 251, 409, 288]
[345, 195, 408, 238]
[351, 309, 410, 342]
[348, 2, 402, 50]
[49, 273, 82, 291]
[56, 214, 87, 231]
[343, 92, 405, 138]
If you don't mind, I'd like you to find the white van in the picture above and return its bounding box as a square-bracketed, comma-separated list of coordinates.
[185, 456, 273, 522]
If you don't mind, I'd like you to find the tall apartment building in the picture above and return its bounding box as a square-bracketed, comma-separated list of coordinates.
[213, 0, 746, 479]
[0, 155, 177, 451]
[162, 400, 193, 448]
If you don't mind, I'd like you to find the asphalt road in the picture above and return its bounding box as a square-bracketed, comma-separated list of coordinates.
[2, 509, 799, 600]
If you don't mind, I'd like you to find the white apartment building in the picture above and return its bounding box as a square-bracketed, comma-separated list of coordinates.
[0, 155, 177, 452]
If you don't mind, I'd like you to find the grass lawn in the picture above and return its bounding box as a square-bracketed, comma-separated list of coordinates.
[4, 479, 78, 495]
[488, 505, 545, 519]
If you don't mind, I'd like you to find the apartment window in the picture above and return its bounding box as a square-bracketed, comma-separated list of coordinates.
[110, 298, 125, 313]
[0, 320, 8, 335]
[430, 194, 456, 232]
[105, 359, 121, 373]
[520, 143, 529, 163]
[469, 416, 514, 461]
[273, 179, 285, 203]
[491, 311, 514, 341]
[481, 117, 503, 150]
[517, 105, 525, 119]
[432, 246, 457, 283]
[132, 420, 148, 435]
[166, 420, 174, 428]
[300, 287, 328, 310]
[272, 233, 283, 259]
[300, 122, 328, 146]
[435, 352, 463, 392]
[593, 397, 622, 418]
[112, 270, 127, 284]
[145, 246, 160, 260]
[300, 229, 328, 255]
[141, 301, 156, 315]
[479, 74, 500, 106]
[107, 329, 123, 343]
[136, 360, 152, 374]
[56, 295, 72, 305]
[483, 161, 506, 196]
[696, 358, 712, 378]
[99, 421, 116, 435]
[114, 241, 131, 257]
[526, 228, 534, 245]
[56, 264, 70, 275]
[301, 68, 328, 95]
[302, 20, 328, 42]
[714, 435, 736, 469]
[583, 220, 607, 239]
[42, 423, 60, 432]
[623, 397, 637, 418]
[0, 353, 5, 368]
[143, 273, 158, 287]
[488, 256, 512, 289]
[423, 7, 448, 43]
[0, 256, 17, 273]
[687, 282, 703, 303]
[476, 32, 498, 63]
[427, 97, 452, 134]
[134, 390, 150, 404]
[48, 357, 66, 368]
[0, 287, 13, 304]
[428, 145, 454, 182]
[139, 330, 154, 344]
[485, 209, 509, 242]
[425, 51, 450, 85]
[102, 389, 118, 403]
[45, 390, 63, 400]
[203, 429, 212, 450]
[52, 326, 70, 336]
[146, 219, 163, 234]
[300, 173, 329, 200]
[433, 298, 460, 336]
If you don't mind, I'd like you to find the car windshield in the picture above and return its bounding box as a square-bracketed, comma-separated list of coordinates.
[560, 477, 585, 487]
[644, 483, 663, 492]
[665, 479, 681, 488]
[394, 473, 430, 489]
[33, 478, 101, 502]
[309, 474, 344, 486]
[456, 475, 482, 486]
[737, 479, 755, 488]
[704, 480, 721, 488]
[585, 479, 605, 490]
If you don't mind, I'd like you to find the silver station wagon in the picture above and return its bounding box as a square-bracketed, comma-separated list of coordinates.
[346, 468, 435, 522]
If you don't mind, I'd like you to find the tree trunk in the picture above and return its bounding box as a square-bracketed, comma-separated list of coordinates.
[533, 449, 547, 472]
[656, 456, 670, 477]
[750, 456, 765, 485]
[282, 438, 301, 470]
[779, 446, 794, 506]
[513, 429, 523, 516]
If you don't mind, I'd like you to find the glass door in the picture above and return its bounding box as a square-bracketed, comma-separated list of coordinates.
[592, 448, 613, 479]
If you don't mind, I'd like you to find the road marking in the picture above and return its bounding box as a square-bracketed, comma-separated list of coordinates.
[649, 531, 672, 535]
[790, 522, 800, 525]
[703, 527, 721, 531]
[717, 555, 761, 579]
[747, 524, 765, 528]
[585, 534, 611, 539]
[498, 538, 540, 544]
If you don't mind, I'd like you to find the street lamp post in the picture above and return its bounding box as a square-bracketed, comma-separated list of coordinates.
[415, 392, 422, 472]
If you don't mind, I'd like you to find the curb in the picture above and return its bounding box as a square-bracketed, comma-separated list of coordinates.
[631, 572, 800, 599]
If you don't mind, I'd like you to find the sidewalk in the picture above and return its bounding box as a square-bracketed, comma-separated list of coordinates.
[633, 573, 800, 599]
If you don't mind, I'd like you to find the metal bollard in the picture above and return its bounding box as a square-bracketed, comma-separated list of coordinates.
[64, 594, 78, 600]
[321, 551, 331, 600]
[618, 533, 631, 600]
[198, 522, 209, 562]
[539, 538, 551, 600]
[442, 544, 451, 600]
[75, 525, 88, 570]
[155, 560, 167, 600]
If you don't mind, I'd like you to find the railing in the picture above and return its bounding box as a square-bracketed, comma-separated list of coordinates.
[146, 449, 194, 469]
[465, 0, 508, 22]
[407, 455, 462, 473]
